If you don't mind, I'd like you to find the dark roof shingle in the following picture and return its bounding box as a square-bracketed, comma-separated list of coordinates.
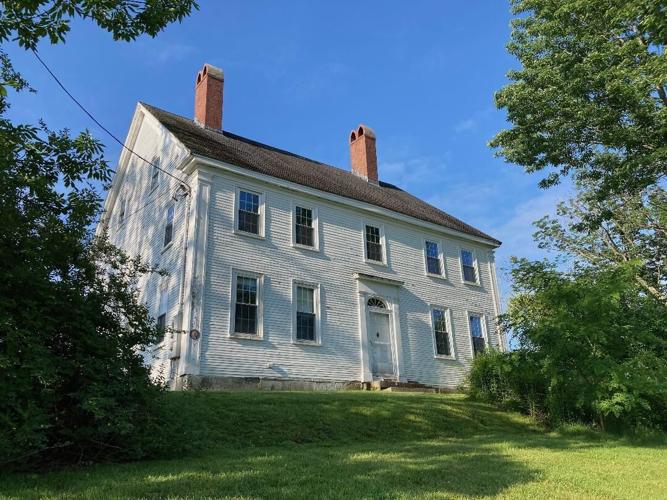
[142, 103, 500, 246]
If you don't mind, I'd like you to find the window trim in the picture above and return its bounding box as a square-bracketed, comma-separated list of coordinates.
[149, 164, 160, 193]
[429, 305, 455, 360]
[229, 269, 264, 340]
[291, 279, 322, 346]
[117, 196, 127, 226]
[459, 247, 480, 285]
[423, 238, 446, 279]
[466, 310, 488, 357]
[234, 186, 266, 239]
[163, 203, 175, 250]
[156, 286, 169, 333]
[362, 220, 387, 266]
[291, 201, 320, 252]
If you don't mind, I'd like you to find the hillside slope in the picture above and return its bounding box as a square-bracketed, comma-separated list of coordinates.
[1, 392, 665, 499]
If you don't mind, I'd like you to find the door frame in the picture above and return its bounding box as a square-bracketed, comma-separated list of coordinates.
[367, 301, 394, 379]
[355, 273, 405, 382]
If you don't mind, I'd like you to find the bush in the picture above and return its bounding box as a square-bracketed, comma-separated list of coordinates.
[468, 261, 667, 432]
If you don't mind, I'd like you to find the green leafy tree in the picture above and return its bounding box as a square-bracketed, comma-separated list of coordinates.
[0, 0, 197, 468]
[469, 260, 667, 430]
[491, 0, 666, 200]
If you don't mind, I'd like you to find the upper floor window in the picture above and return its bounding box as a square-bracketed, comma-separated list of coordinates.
[294, 282, 320, 343]
[425, 240, 444, 276]
[431, 308, 453, 358]
[231, 271, 263, 337]
[236, 188, 264, 237]
[118, 197, 127, 225]
[469, 313, 486, 356]
[460, 249, 478, 284]
[150, 164, 160, 191]
[294, 205, 316, 248]
[364, 224, 385, 263]
[163, 205, 174, 248]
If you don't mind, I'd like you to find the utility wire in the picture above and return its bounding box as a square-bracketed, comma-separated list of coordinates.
[109, 185, 183, 231]
[32, 50, 191, 193]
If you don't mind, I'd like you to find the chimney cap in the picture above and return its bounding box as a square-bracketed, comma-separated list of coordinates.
[349, 124, 376, 143]
[196, 63, 224, 84]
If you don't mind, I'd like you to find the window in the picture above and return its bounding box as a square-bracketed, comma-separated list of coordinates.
[469, 313, 486, 355]
[431, 308, 452, 357]
[163, 205, 174, 248]
[157, 288, 168, 333]
[294, 284, 319, 342]
[365, 224, 384, 263]
[150, 164, 159, 191]
[231, 272, 262, 337]
[461, 249, 478, 283]
[367, 297, 387, 309]
[237, 189, 261, 235]
[425, 240, 443, 276]
[118, 197, 127, 225]
[295, 206, 315, 247]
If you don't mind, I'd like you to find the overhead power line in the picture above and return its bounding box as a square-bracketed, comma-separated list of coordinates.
[31, 50, 191, 193]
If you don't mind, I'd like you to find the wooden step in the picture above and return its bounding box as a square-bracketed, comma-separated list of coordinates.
[382, 386, 436, 393]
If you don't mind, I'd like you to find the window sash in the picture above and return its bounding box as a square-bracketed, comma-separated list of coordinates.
[469, 314, 485, 355]
[296, 311, 316, 341]
[432, 310, 451, 356]
[295, 285, 317, 342]
[295, 206, 314, 246]
[150, 166, 159, 189]
[425, 241, 442, 275]
[238, 191, 260, 234]
[157, 313, 167, 332]
[365, 225, 383, 262]
[163, 205, 174, 247]
[234, 276, 258, 335]
[461, 250, 477, 282]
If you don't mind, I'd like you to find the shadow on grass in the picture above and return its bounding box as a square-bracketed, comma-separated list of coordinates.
[1, 438, 540, 499]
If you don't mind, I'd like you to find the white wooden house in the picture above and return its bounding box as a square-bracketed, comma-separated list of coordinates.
[98, 64, 504, 390]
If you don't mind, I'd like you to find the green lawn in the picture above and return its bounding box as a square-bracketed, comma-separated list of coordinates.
[1, 392, 665, 499]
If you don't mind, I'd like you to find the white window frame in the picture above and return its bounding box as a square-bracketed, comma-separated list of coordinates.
[459, 247, 480, 285]
[423, 238, 446, 279]
[291, 280, 322, 345]
[162, 203, 175, 250]
[149, 163, 160, 192]
[117, 196, 127, 226]
[362, 220, 387, 266]
[229, 269, 264, 340]
[429, 305, 455, 360]
[234, 185, 266, 239]
[291, 201, 320, 252]
[466, 311, 488, 357]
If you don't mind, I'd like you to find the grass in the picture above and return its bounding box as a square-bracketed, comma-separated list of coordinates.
[1, 391, 666, 499]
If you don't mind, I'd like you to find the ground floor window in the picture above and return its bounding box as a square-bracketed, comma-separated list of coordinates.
[232, 271, 262, 336]
[431, 308, 452, 357]
[469, 313, 485, 355]
[294, 282, 320, 343]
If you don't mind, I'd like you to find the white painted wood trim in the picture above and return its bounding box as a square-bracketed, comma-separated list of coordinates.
[466, 310, 488, 358]
[229, 268, 265, 339]
[290, 200, 320, 252]
[428, 305, 456, 360]
[187, 156, 500, 248]
[291, 279, 322, 345]
[361, 219, 388, 267]
[422, 237, 447, 280]
[233, 184, 266, 239]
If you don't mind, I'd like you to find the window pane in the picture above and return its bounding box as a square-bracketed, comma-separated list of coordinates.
[432, 310, 451, 356]
[296, 312, 316, 341]
[239, 191, 259, 213]
[365, 225, 383, 262]
[472, 337, 486, 355]
[157, 313, 166, 332]
[236, 276, 257, 305]
[469, 315, 483, 337]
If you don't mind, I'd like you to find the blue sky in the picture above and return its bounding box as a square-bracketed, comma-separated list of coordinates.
[5, 1, 570, 302]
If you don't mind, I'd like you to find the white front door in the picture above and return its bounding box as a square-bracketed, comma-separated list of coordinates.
[369, 311, 394, 378]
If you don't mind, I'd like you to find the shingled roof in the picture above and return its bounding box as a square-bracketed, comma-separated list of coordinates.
[142, 103, 500, 246]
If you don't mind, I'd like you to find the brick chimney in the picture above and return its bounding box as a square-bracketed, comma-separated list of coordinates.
[194, 63, 224, 130]
[349, 125, 378, 183]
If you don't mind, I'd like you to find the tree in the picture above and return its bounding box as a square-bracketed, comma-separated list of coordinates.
[0, 0, 198, 49]
[535, 185, 667, 305]
[0, 0, 197, 468]
[490, 0, 666, 202]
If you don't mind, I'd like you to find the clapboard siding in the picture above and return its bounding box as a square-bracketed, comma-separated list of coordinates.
[199, 169, 500, 387]
[104, 110, 190, 382]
